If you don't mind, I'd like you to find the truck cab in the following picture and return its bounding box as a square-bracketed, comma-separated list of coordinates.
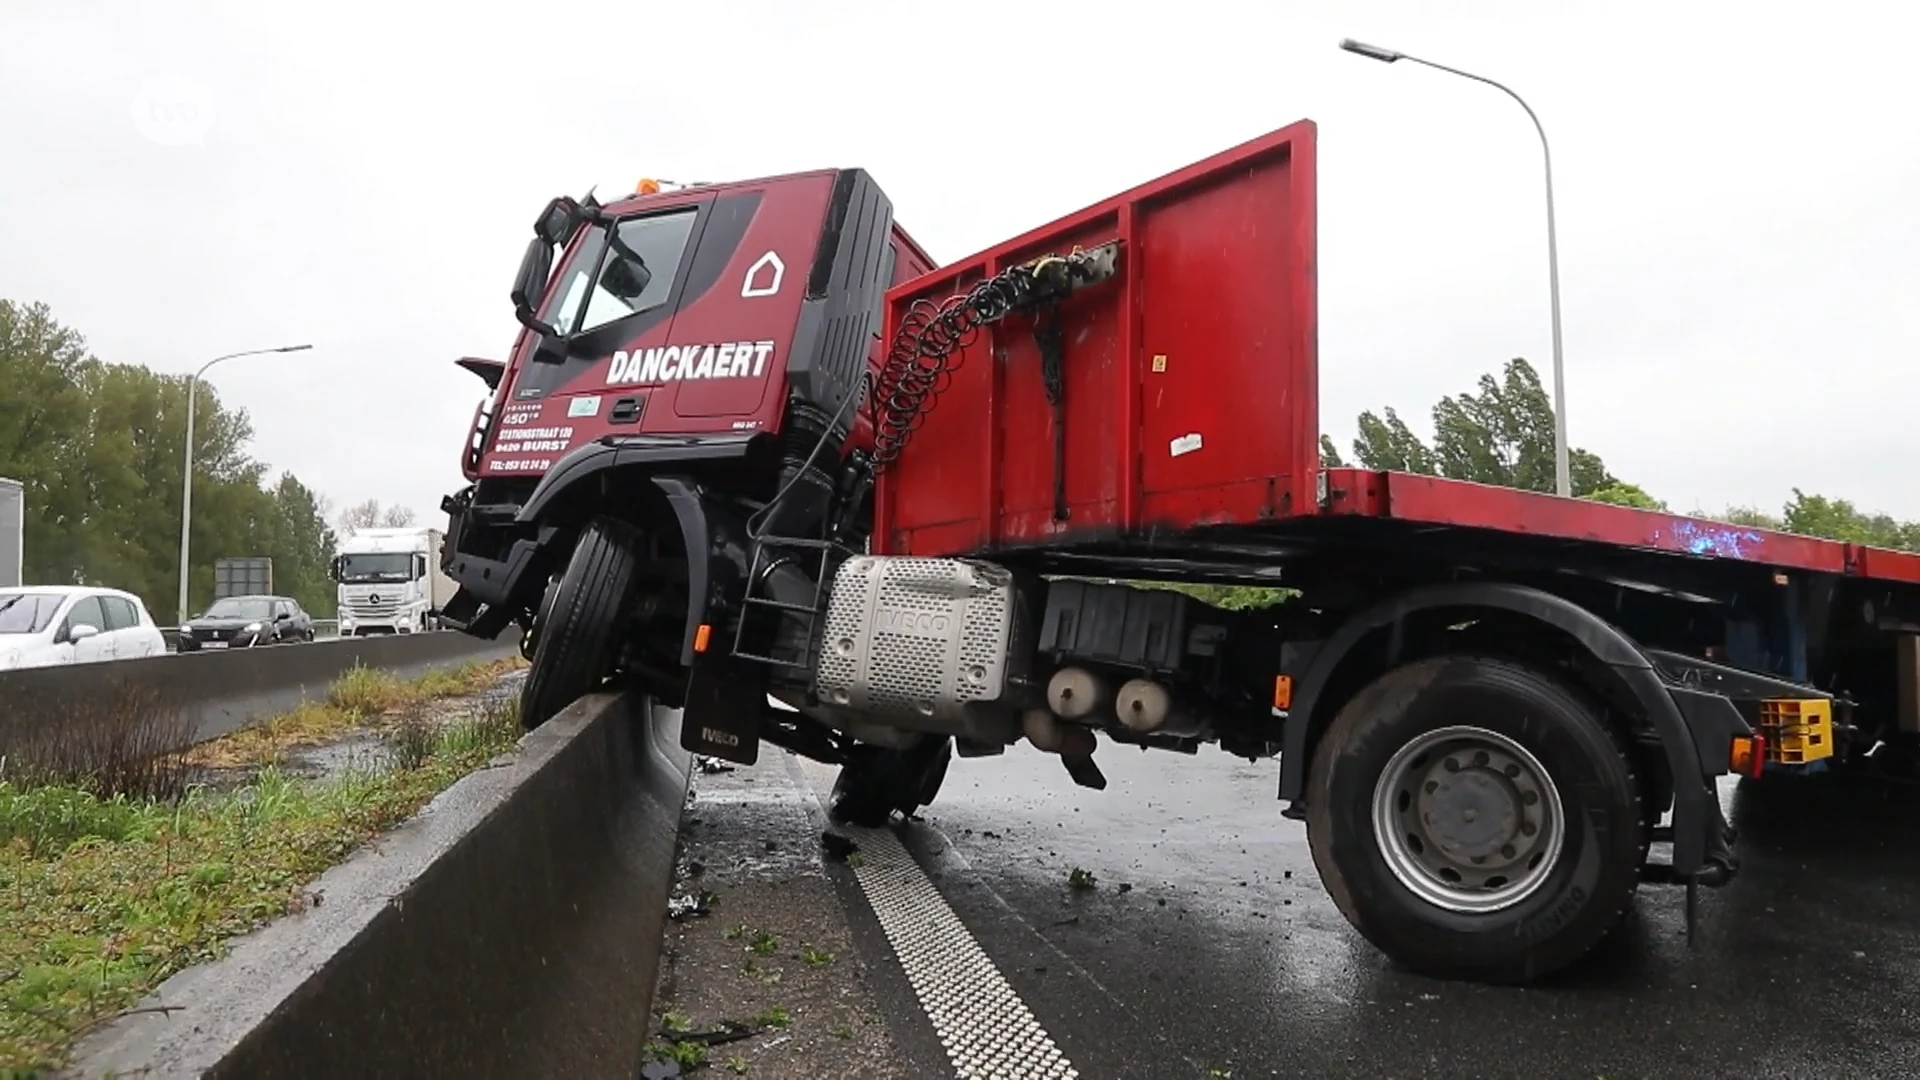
[329, 526, 456, 635]
[436, 169, 937, 724]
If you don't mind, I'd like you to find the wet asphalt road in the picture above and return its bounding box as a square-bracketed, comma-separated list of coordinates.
[781, 742, 1920, 1080]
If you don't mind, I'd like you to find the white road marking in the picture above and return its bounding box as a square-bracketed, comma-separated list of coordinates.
[787, 758, 1079, 1080]
[836, 823, 1079, 1080]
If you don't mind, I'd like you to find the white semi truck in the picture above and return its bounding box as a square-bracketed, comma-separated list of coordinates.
[329, 526, 457, 635]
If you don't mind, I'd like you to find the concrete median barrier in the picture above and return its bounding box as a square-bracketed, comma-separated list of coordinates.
[63, 691, 694, 1078]
[0, 629, 523, 764]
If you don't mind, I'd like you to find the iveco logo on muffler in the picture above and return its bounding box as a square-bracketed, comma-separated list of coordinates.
[875, 608, 951, 637]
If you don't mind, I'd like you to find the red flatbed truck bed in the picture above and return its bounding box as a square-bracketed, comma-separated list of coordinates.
[859, 115, 1920, 982]
[1322, 468, 1920, 582]
[871, 115, 1920, 591]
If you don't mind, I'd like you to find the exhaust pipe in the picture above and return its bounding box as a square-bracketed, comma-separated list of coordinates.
[1046, 667, 1112, 720]
[1023, 707, 1095, 757]
[1114, 678, 1207, 737]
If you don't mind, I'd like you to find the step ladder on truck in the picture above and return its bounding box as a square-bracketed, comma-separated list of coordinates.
[432, 118, 1920, 985]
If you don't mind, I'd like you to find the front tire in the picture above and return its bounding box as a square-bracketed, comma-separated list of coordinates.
[828, 736, 954, 828]
[1306, 653, 1643, 985]
[519, 516, 640, 731]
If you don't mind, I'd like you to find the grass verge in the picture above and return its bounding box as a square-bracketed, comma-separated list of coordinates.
[185, 657, 523, 770]
[0, 661, 526, 1075]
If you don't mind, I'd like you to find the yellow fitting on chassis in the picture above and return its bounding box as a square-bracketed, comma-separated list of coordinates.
[1757, 699, 1835, 765]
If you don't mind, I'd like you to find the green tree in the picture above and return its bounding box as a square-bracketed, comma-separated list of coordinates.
[1780, 489, 1920, 551]
[1714, 505, 1785, 530]
[1351, 406, 1436, 474]
[1584, 482, 1668, 511]
[1349, 358, 1621, 497]
[1318, 434, 1345, 468]
[1697, 493, 1920, 552]
[0, 299, 339, 620]
[265, 473, 339, 615]
[0, 301, 94, 578]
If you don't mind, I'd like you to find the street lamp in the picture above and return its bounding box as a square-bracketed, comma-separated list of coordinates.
[176, 344, 313, 624]
[1340, 37, 1572, 499]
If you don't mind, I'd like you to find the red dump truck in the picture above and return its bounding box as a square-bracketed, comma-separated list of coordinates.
[436, 118, 1920, 985]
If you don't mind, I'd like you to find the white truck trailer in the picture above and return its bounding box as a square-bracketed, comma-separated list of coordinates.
[329, 526, 456, 635]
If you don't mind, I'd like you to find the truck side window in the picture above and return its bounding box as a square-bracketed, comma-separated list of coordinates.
[577, 209, 699, 334]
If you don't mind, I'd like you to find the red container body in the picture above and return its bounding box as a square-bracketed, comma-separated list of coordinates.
[873, 120, 1319, 557]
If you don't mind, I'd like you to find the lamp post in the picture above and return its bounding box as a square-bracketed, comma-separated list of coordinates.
[177, 344, 313, 624]
[1340, 37, 1571, 498]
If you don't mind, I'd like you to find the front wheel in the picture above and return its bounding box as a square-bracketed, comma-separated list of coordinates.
[519, 516, 640, 731]
[1306, 653, 1644, 985]
[828, 736, 954, 828]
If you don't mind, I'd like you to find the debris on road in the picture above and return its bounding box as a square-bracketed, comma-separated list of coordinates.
[650, 761, 913, 1078]
[669, 889, 718, 922]
[819, 831, 859, 862]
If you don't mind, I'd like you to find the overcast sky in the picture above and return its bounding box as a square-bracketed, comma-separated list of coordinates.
[3, 0, 1915, 530]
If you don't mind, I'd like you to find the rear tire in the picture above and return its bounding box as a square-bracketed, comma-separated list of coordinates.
[1305, 653, 1643, 985]
[519, 516, 640, 731]
[828, 736, 955, 828]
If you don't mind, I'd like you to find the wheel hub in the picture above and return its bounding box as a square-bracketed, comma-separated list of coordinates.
[1372, 725, 1565, 914]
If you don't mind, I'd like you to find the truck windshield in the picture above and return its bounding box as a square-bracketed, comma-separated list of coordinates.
[0, 592, 63, 634]
[204, 598, 274, 620]
[338, 554, 415, 582]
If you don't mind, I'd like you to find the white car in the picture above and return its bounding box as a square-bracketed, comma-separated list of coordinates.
[0, 585, 169, 670]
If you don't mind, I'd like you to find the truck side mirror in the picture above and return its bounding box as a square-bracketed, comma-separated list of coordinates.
[511, 238, 558, 336]
[535, 196, 582, 246]
[327, 556, 342, 582]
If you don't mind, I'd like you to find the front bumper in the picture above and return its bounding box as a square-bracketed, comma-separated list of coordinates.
[179, 627, 265, 650]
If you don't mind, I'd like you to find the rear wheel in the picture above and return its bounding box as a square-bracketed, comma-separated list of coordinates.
[828, 736, 954, 828]
[1306, 653, 1643, 984]
[519, 516, 640, 731]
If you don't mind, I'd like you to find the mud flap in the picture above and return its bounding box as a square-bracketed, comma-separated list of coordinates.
[678, 648, 767, 766]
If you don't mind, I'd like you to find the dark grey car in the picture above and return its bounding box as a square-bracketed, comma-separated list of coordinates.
[179, 594, 315, 650]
